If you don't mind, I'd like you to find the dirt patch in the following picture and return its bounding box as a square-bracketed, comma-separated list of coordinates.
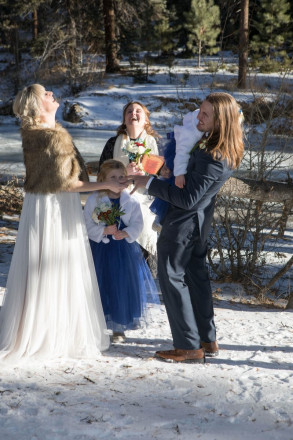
[0, 181, 24, 216]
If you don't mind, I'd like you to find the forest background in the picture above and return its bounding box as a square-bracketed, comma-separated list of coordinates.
[0, 0, 293, 91]
[0, 0, 293, 306]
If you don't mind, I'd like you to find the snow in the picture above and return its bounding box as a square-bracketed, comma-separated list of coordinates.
[0, 280, 292, 439]
[0, 58, 293, 439]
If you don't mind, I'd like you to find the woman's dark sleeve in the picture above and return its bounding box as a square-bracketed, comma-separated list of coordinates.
[98, 136, 117, 171]
[73, 143, 89, 182]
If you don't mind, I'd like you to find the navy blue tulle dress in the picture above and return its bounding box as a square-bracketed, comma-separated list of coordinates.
[89, 198, 159, 332]
[150, 133, 176, 224]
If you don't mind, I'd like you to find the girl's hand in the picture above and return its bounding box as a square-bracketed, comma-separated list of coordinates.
[175, 174, 185, 188]
[113, 230, 129, 240]
[104, 224, 118, 235]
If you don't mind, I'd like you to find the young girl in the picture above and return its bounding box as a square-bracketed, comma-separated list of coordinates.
[84, 160, 159, 343]
[150, 108, 202, 229]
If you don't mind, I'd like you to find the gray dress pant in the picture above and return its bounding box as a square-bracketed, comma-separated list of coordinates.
[157, 224, 216, 350]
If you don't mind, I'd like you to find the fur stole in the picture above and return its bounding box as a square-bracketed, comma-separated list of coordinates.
[21, 123, 81, 194]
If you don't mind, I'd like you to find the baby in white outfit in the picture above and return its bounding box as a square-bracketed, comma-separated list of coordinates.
[150, 108, 203, 231]
[173, 109, 202, 188]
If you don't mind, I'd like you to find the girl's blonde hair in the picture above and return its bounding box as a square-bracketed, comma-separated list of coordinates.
[97, 159, 127, 194]
[13, 84, 45, 128]
[205, 92, 244, 169]
[116, 101, 158, 138]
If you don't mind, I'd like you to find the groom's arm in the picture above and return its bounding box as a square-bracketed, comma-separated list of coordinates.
[148, 153, 226, 210]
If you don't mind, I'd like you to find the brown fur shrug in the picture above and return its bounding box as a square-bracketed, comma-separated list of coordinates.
[22, 123, 82, 194]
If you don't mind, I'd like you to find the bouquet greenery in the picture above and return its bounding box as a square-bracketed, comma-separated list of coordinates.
[92, 201, 125, 243]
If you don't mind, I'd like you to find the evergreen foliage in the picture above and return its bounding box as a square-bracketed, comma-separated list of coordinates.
[166, 0, 191, 52]
[0, 0, 292, 79]
[184, 0, 221, 66]
[153, 4, 179, 56]
[250, 0, 292, 60]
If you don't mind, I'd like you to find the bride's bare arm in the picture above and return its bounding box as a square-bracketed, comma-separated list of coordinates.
[68, 180, 127, 193]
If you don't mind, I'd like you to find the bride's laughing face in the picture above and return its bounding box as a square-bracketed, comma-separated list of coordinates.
[40, 90, 59, 114]
[124, 103, 146, 131]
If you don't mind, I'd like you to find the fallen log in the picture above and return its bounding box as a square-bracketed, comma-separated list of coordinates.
[219, 177, 293, 203]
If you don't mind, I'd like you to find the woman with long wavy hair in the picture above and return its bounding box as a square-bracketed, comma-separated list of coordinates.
[0, 84, 127, 363]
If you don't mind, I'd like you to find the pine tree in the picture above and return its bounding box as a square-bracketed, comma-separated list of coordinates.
[184, 0, 221, 67]
[103, 0, 120, 72]
[167, 0, 191, 52]
[250, 0, 291, 60]
[153, 4, 178, 57]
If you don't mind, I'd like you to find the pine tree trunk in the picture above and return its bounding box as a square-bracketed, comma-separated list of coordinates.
[10, 26, 20, 69]
[198, 40, 201, 68]
[238, 0, 249, 89]
[33, 8, 38, 39]
[103, 0, 120, 73]
[65, 0, 79, 76]
[10, 24, 20, 94]
[286, 291, 293, 310]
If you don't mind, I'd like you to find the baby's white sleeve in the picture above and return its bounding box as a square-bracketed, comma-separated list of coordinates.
[173, 109, 202, 176]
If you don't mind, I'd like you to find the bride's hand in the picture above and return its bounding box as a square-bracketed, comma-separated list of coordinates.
[105, 180, 127, 193]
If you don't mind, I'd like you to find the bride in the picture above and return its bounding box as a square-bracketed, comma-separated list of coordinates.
[0, 84, 127, 363]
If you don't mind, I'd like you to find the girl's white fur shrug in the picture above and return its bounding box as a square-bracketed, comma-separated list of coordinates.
[21, 123, 81, 194]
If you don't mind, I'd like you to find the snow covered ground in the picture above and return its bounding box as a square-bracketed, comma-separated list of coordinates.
[0, 273, 292, 440]
[0, 219, 292, 440]
[0, 57, 293, 439]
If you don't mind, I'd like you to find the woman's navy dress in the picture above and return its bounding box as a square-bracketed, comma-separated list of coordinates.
[89, 198, 159, 332]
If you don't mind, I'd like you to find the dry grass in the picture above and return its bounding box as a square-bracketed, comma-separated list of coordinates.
[0, 179, 24, 216]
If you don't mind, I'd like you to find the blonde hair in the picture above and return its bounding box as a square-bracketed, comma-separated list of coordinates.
[205, 92, 244, 169]
[116, 101, 158, 138]
[13, 84, 45, 128]
[97, 159, 127, 195]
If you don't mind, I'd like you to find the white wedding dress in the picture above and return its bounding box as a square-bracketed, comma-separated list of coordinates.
[0, 192, 110, 363]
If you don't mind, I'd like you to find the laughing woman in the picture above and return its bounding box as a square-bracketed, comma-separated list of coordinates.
[0, 84, 126, 363]
[99, 101, 160, 258]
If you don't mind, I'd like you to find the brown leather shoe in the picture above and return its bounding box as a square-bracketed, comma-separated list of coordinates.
[201, 341, 219, 357]
[155, 348, 205, 363]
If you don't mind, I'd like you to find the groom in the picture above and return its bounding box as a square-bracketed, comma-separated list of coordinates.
[131, 92, 244, 363]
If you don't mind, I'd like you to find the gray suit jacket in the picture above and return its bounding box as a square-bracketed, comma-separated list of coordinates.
[148, 147, 233, 244]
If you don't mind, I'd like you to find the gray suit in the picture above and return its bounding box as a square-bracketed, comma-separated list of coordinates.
[148, 144, 233, 350]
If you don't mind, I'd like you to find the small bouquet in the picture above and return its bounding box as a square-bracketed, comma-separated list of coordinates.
[122, 139, 151, 170]
[92, 201, 125, 243]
